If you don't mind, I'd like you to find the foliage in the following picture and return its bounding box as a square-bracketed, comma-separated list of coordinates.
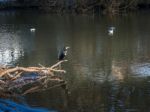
[0, 0, 150, 14]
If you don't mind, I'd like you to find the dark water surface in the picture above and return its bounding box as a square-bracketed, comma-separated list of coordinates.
[0, 10, 150, 112]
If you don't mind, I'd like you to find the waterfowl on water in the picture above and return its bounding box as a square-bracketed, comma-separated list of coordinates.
[30, 28, 36, 32]
[108, 26, 115, 36]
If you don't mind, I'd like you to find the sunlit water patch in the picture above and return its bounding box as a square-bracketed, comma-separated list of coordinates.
[0, 24, 35, 66]
[131, 63, 150, 77]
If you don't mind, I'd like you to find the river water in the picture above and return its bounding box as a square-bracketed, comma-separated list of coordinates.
[0, 10, 150, 112]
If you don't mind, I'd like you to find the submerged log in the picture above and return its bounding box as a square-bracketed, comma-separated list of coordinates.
[0, 60, 68, 95]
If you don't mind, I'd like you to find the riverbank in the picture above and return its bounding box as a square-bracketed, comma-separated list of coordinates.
[0, 0, 150, 15]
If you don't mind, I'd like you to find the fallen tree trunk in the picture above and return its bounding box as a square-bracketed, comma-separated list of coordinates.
[0, 60, 68, 95]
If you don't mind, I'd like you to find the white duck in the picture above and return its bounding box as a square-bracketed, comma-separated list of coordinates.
[108, 26, 115, 36]
[30, 28, 36, 32]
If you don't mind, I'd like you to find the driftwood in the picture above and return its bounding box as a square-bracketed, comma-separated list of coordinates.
[0, 60, 68, 95]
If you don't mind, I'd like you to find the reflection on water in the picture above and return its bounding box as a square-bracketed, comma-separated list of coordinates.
[0, 24, 35, 66]
[0, 11, 150, 112]
[131, 62, 150, 77]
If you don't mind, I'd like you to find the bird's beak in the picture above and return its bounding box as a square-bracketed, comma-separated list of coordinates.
[66, 46, 70, 49]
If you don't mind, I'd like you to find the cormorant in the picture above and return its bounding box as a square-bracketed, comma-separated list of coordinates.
[58, 46, 70, 61]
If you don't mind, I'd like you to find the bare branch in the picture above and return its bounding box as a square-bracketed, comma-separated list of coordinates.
[0, 60, 68, 95]
[50, 60, 68, 69]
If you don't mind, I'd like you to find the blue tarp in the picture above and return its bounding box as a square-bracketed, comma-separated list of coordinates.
[0, 99, 57, 112]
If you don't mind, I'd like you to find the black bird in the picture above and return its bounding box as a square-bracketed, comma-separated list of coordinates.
[58, 46, 70, 61]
